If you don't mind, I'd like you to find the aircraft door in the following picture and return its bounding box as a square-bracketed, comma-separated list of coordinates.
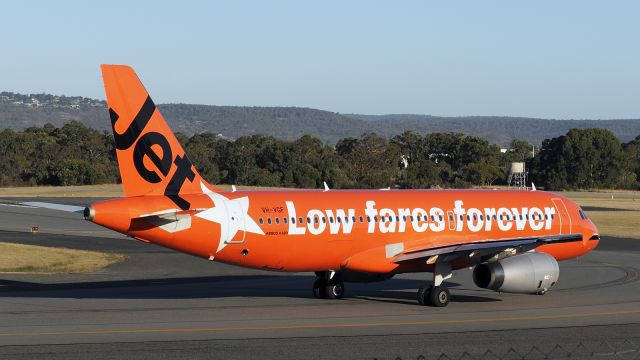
[551, 198, 572, 234]
[223, 199, 246, 245]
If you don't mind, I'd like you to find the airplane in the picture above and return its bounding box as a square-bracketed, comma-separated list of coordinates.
[42, 65, 602, 306]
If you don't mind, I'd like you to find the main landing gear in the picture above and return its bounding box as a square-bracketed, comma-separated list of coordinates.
[313, 271, 345, 299]
[417, 261, 453, 307]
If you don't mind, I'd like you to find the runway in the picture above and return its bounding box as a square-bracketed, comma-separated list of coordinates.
[0, 198, 639, 359]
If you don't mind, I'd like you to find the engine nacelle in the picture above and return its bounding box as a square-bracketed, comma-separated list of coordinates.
[472, 252, 559, 294]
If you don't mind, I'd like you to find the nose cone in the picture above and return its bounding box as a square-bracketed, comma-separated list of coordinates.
[583, 218, 600, 250]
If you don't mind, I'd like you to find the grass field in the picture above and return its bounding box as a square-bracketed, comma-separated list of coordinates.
[0, 242, 126, 274]
[562, 191, 639, 240]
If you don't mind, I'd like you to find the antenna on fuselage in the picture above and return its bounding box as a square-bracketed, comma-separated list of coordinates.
[231, 185, 237, 192]
[323, 181, 330, 192]
[531, 182, 536, 191]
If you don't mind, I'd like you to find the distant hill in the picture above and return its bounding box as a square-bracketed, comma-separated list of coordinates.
[348, 114, 640, 146]
[1, 91, 639, 146]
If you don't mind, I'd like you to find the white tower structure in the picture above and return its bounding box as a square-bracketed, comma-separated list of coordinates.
[507, 162, 527, 189]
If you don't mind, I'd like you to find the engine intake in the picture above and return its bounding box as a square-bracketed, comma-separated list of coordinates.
[473, 252, 559, 294]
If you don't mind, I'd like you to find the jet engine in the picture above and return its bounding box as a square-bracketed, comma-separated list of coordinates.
[472, 252, 559, 294]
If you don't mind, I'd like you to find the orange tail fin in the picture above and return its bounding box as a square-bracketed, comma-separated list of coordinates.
[101, 64, 216, 209]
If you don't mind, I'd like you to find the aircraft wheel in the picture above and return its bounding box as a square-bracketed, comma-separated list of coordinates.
[324, 282, 345, 299]
[313, 278, 326, 299]
[428, 286, 450, 307]
[417, 284, 430, 306]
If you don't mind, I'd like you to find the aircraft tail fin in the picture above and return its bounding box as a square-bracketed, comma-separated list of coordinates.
[101, 64, 217, 209]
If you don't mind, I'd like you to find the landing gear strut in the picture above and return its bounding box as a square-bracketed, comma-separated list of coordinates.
[313, 271, 345, 299]
[417, 261, 452, 307]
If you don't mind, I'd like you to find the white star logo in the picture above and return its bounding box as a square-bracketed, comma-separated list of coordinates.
[195, 182, 264, 253]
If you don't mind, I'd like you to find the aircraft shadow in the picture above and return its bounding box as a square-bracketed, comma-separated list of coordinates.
[0, 275, 498, 304]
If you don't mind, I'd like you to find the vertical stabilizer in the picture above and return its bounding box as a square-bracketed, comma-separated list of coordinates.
[101, 64, 217, 209]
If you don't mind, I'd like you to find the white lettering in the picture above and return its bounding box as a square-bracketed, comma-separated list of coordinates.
[453, 200, 466, 232]
[307, 209, 326, 235]
[497, 207, 513, 231]
[529, 207, 544, 231]
[467, 208, 483, 232]
[429, 207, 445, 232]
[511, 207, 529, 230]
[379, 208, 396, 233]
[365, 201, 378, 233]
[411, 208, 428, 232]
[397, 208, 411, 233]
[484, 207, 496, 231]
[544, 207, 556, 230]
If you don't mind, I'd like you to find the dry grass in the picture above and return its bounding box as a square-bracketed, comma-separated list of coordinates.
[562, 191, 640, 240]
[0, 242, 127, 274]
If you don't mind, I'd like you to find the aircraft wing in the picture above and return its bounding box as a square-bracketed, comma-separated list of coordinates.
[394, 233, 583, 264]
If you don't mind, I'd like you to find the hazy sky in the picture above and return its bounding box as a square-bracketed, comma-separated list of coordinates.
[1, 1, 638, 118]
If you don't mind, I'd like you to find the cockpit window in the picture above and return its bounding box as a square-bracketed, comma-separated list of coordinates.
[578, 210, 589, 220]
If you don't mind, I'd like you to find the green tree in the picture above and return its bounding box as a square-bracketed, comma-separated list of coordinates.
[531, 128, 628, 190]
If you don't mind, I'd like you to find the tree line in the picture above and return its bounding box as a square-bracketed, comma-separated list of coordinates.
[0, 121, 638, 190]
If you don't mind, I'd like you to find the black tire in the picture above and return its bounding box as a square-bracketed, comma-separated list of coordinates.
[428, 286, 450, 307]
[324, 282, 345, 299]
[417, 285, 430, 306]
[313, 278, 326, 299]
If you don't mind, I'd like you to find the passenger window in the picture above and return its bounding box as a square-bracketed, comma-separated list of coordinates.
[403, 215, 407, 222]
[366, 216, 371, 222]
[299, 217, 303, 224]
[337, 217, 341, 223]
[359, 216, 363, 222]
[307, 217, 311, 223]
[283, 217, 288, 224]
[259, 218, 264, 224]
[275, 218, 280, 224]
[374, 216, 379, 222]
[389, 216, 393, 222]
[322, 217, 326, 223]
[396, 216, 400, 222]
[439, 215, 443, 221]
[329, 217, 334, 223]
[381, 217, 386, 223]
[267, 218, 272, 225]
[459, 215, 463, 221]
[449, 215, 454, 222]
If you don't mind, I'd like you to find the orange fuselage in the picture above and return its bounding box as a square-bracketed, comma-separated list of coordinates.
[90, 189, 599, 274]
